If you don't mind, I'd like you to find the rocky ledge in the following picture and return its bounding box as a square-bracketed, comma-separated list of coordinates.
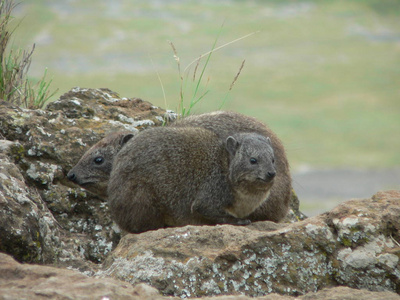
[99, 190, 400, 297]
[0, 88, 175, 270]
[0, 88, 399, 299]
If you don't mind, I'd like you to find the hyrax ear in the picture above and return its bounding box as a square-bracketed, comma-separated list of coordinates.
[266, 137, 272, 145]
[226, 136, 239, 156]
[120, 133, 135, 147]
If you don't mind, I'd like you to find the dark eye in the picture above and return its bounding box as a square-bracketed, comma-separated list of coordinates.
[94, 157, 104, 165]
[250, 158, 258, 165]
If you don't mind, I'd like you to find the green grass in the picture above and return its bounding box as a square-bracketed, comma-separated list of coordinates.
[0, 0, 57, 108]
[12, 0, 400, 168]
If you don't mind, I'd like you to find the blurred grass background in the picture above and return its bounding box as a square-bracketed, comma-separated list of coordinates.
[13, 0, 400, 171]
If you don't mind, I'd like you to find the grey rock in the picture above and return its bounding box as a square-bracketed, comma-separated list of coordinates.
[1, 252, 399, 300]
[1, 88, 398, 299]
[0, 88, 173, 268]
[99, 190, 400, 297]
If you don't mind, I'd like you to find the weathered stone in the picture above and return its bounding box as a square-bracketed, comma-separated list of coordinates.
[1, 87, 398, 299]
[0, 253, 163, 300]
[1, 252, 399, 300]
[0, 87, 304, 269]
[0, 141, 60, 264]
[283, 190, 307, 222]
[296, 286, 400, 300]
[0, 88, 174, 268]
[100, 190, 400, 297]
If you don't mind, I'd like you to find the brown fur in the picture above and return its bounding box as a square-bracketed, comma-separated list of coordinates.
[108, 127, 276, 233]
[68, 111, 291, 223]
[171, 111, 291, 222]
[67, 131, 135, 197]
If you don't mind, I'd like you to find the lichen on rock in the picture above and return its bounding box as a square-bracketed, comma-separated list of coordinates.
[0, 88, 175, 269]
[0, 88, 399, 299]
[100, 191, 400, 297]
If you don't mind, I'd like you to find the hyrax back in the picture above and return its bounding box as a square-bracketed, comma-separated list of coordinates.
[68, 111, 290, 223]
[67, 131, 135, 198]
[172, 111, 291, 222]
[108, 127, 276, 233]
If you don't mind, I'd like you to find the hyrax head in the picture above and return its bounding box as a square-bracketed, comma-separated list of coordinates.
[226, 133, 276, 191]
[67, 131, 135, 198]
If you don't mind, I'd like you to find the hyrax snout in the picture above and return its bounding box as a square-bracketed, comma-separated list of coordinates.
[107, 127, 275, 233]
[227, 133, 276, 184]
[67, 131, 135, 198]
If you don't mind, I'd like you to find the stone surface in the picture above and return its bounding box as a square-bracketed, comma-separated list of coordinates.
[0, 143, 60, 264]
[0, 253, 162, 300]
[0, 88, 174, 269]
[100, 190, 400, 297]
[0, 87, 302, 270]
[1, 252, 399, 300]
[1, 88, 399, 299]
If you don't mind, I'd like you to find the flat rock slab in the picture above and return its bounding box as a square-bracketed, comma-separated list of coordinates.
[99, 190, 400, 297]
[1, 253, 399, 300]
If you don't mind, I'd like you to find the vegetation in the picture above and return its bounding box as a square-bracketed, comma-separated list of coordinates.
[0, 0, 56, 109]
[167, 26, 250, 118]
[12, 1, 400, 168]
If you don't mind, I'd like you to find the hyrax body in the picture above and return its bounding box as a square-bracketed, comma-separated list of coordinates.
[107, 127, 276, 233]
[67, 131, 135, 198]
[171, 111, 291, 222]
[68, 111, 291, 223]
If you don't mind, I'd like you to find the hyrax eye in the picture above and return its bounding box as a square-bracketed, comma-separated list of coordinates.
[250, 158, 258, 164]
[94, 157, 104, 164]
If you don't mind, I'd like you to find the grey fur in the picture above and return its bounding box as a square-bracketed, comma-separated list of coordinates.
[172, 111, 292, 222]
[108, 127, 275, 233]
[67, 131, 135, 197]
[68, 111, 291, 224]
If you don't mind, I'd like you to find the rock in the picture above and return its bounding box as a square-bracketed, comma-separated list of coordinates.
[1, 252, 399, 300]
[0, 88, 174, 269]
[1, 87, 398, 299]
[0, 142, 60, 264]
[0, 252, 164, 300]
[296, 286, 400, 300]
[0, 87, 302, 269]
[99, 190, 400, 297]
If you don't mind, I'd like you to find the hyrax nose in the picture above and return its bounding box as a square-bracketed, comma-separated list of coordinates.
[267, 171, 276, 179]
[67, 171, 77, 183]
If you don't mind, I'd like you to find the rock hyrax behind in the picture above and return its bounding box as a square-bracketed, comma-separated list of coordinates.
[108, 127, 276, 233]
[67, 131, 135, 197]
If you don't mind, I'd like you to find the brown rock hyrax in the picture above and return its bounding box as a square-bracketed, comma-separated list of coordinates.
[171, 111, 291, 222]
[67, 131, 135, 197]
[108, 127, 276, 233]
[68, 111, 291, 222]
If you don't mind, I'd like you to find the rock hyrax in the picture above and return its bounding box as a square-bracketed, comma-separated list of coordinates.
[108, 127, 276, 233]
[67, 131, 135, 197]
[172, 111, 291, 222]
[68, 111, 291, 222]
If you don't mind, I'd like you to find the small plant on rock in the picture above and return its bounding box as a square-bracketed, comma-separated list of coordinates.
[164, 26, 255, 118]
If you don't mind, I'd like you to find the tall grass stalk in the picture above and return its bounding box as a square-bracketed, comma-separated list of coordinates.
[219, 59, 246, 110]
[0, 0, 57, 109]
[168, 29, 257, 118]
[24, 68, 57, 109]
